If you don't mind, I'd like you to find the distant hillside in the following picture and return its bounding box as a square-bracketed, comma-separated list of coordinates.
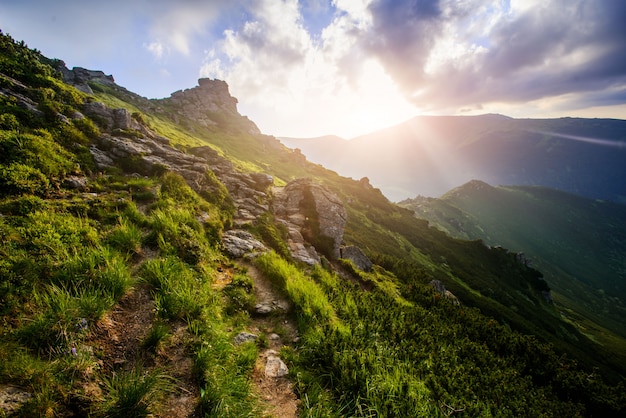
[400, 181, 626, 352]
[280, 115, 626, 202]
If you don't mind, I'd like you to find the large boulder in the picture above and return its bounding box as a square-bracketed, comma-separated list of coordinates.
[272, 178, 347, 263]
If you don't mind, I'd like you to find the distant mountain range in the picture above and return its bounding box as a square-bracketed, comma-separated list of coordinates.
[280, 114, 626, 202]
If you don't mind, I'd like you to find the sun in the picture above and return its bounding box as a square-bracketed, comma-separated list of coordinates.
[341, 60, 417, 138]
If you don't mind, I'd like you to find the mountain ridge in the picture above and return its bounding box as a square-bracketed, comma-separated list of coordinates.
[279, 114, 626, 202]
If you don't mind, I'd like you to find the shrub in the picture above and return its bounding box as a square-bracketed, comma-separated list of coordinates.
[0, 163, 49, 196]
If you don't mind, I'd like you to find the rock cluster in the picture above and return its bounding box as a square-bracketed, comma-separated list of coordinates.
[60, 66, 116, 95]
[85, 102, 273, 224]
[272, 178, 347, 265]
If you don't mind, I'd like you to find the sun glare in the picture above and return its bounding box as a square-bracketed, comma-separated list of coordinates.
[341, 60, 417, 138]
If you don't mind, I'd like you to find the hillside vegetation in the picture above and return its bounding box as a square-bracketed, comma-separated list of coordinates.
[1, 31, 624, 417]
[399, 181, 626, 368]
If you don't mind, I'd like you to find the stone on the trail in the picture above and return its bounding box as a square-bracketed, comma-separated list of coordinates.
[0, 385, 32, 416]
[255, 303, 273, 315]
[233, 332, 258, 345]
[265, 351, 289, 377]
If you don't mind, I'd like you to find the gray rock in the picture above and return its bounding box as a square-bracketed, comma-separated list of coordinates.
[265, 351, 289, 377]
[222, 230, 267, 258]
[233, 332, 258, 345]
[429, 280, 461, 305]
[64, 175, 89, 191]
[272, 178, 347, 263]
[0, 385, 32, 416]
[255, 303, 273, 315]
[83, 101, 114, 130]
[340, 245, 373, 272]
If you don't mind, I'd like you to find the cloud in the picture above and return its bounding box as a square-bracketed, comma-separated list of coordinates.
[145, 42, 166, 59]
[358, 0, 626, 112]
[199, 0, 415, 137]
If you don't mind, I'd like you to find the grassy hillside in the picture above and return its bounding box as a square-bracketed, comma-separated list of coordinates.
[400, 181, 626, 367]
[1, 31, 625, 416]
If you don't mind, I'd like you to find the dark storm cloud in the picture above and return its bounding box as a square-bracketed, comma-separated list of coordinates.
[361, 0, 626, 110]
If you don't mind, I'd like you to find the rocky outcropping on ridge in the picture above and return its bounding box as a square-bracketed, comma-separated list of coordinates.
[154, 78, 261, 135]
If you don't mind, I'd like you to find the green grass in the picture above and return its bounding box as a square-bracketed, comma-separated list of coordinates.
[95, 366, 175, 418]
[141, 257, 206, 320]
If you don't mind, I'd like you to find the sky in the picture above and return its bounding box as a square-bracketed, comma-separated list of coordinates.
[1, 0, 625, 138]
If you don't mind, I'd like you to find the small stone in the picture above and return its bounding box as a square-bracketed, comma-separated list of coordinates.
[269, 333, 280, 341]
[233, 332, 258, 345]
[265, 354, 289, 377]
[255, 303, 273, 315]
[0, 385, 32, 416]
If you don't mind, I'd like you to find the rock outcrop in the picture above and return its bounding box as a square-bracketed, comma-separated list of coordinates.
[60, 66, 116, 95]
[85, 101, 273, 232]
[272, 178, 347, 264]
[154, 78, 261, 135]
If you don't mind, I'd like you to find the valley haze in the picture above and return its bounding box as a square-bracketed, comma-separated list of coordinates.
[279, 114, 626, 202]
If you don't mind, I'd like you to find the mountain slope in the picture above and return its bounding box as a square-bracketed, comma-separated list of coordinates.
[400, 181, 626, 360]
[1, 31, 624, 416]
[280, 114, 626, 202]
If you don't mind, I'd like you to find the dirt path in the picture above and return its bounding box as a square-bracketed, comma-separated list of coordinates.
[241, 261, 300, 418]
[88, 284, 200, 418]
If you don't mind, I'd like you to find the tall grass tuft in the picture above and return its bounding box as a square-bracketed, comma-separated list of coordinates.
[141, 257, 212, 320]
[95, 366, 174, 418]
[255, 251, 343, 330]
[105, 218, 143, 257]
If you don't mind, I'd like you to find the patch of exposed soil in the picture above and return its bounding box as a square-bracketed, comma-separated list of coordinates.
[89, 284, 156, 371]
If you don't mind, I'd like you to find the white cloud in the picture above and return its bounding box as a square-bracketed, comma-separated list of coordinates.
[199, 0, 414, 137]
[145, 41, 165, 59]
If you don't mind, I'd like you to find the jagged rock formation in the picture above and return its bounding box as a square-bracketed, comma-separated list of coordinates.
[59, 66, 116, 95]
[83, 100, 274, 226]
[272, 178, 347, 264]
[153, 78, 261, 135]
